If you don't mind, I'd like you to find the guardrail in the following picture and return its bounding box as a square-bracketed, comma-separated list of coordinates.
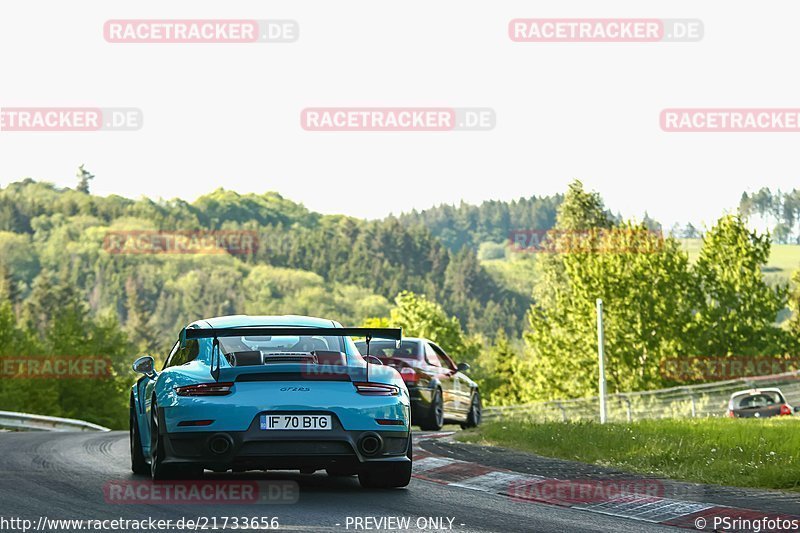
[484, 370, 800, 423]
[0, 410, 111, 432]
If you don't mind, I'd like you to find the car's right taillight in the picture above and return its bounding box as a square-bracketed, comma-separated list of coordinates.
[780, 404, 792, 416]
[353, 382, 399, 396]
[175, 382, 234, 396]
[399, 367, 418, 384]
[726, 409, 735, 418]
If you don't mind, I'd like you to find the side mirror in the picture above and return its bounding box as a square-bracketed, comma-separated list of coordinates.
[365, 355, 383, 366]
[132, 355, 156, 378]
[457, 362, 470, 373]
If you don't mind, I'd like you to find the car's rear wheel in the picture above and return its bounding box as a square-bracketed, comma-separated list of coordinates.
[461, 391, 482, 429]
[419, 388, 444, 431]
[150, 398, 201, 480]
[358, 435, 412, 489]
[130, 401, 149, 475]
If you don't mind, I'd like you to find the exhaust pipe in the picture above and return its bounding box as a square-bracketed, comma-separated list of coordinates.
[358, 432, 383, 456]
[208, 433, 234, 455]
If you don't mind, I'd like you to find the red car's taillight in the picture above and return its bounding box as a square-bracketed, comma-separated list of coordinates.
[780, 404, 792, 416]
[353, 382, 399, 396]
[175, 382, 234, 396]
[399, 367, 418, 384]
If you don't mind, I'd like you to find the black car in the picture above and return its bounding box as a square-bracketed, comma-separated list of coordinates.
[355, 337, 480, 431]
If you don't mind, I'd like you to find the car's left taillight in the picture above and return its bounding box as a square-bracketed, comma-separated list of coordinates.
[353, 382, 399, 396]
[175, 382, 234, 396]
[779, 404, 792, 416]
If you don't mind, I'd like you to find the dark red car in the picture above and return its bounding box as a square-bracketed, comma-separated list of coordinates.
[355, 337, 481, 431]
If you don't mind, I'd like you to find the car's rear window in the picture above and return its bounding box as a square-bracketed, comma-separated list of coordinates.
[355, 340, 420, 359]
[736, 391, 784, 409]
[219, 335, 345, 357]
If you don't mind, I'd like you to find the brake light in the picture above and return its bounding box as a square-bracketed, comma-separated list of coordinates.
[177, 419, 214, 427]
[376, 419, 405, 426]
[780, 404, 792, 416]
[175, 382, 234, 396]
[726, 410, 735, 418]
[353, 382, 399, 396]
[399, 367, 418, 384]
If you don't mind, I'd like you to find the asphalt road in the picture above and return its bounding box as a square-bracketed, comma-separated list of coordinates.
[0, 431, 681, 533]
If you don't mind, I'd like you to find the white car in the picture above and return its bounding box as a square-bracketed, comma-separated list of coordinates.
[726, 387, 799, 418]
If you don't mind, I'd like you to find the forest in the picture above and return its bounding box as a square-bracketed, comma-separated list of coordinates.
[0, 172, 798, 428]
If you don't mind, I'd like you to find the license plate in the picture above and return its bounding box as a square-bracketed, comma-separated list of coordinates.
[260, 414, 332, 430]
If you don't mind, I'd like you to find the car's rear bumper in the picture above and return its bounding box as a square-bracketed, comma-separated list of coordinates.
[158, 410, 410, 471]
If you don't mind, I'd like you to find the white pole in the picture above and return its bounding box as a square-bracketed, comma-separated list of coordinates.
[597, 299, 607, 424]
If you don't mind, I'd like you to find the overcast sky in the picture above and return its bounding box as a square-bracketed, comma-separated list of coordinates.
[1, 1, 798, 230]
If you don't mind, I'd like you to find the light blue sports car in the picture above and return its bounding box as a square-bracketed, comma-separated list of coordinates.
[129, 315, 411, 488]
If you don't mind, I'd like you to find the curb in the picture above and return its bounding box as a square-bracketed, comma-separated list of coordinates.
[411, 433, 800, 531]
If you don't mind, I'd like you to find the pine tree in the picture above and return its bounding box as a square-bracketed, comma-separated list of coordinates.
[76, 165, 95, 194]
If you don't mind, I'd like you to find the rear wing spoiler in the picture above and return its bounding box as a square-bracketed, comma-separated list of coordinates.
[181, 327, 401, 344]
[179, 326, 402, 381]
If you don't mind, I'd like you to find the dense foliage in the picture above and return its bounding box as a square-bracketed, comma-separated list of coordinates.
[397, 194, 562, 252]
[0, 179, 527, 345]
[0, 175, 798, 425]
[524, 182, 797, 400]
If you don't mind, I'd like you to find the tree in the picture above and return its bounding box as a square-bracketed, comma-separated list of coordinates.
[386, 291, 468, 356]
[76, 165, 95, 194]
[481, 331, 536, 406]
[683, 223, 700, 239]
[526, 222, 696, 398]
[788, 269, 800, 338]
[555, 180, 612, 231]
[690, 215, 793, 356]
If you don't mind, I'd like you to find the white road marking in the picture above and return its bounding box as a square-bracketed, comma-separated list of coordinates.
[450, 470, 544, 494]
[412, 456, 461, 473]
[573, 498, 714, 523]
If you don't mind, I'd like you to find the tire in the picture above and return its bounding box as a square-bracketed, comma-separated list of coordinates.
[418, 388, 444, 431]
[150, 397, 201, 480]
[461, 391, 482, 429]
[358, 435, 412, 489]
[129, 401, 149, 475]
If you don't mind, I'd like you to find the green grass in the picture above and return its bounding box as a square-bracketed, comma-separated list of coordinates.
[457, 419, 800, 491]
[483, 239, 800, 288]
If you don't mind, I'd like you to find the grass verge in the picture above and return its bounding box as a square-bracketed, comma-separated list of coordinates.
[457, 418, 800, 492]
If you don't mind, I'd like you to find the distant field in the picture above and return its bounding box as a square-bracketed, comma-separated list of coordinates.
[679, 238, 800, 286]
[482, 239, 800, 296]
[458, 419, 800, 492]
